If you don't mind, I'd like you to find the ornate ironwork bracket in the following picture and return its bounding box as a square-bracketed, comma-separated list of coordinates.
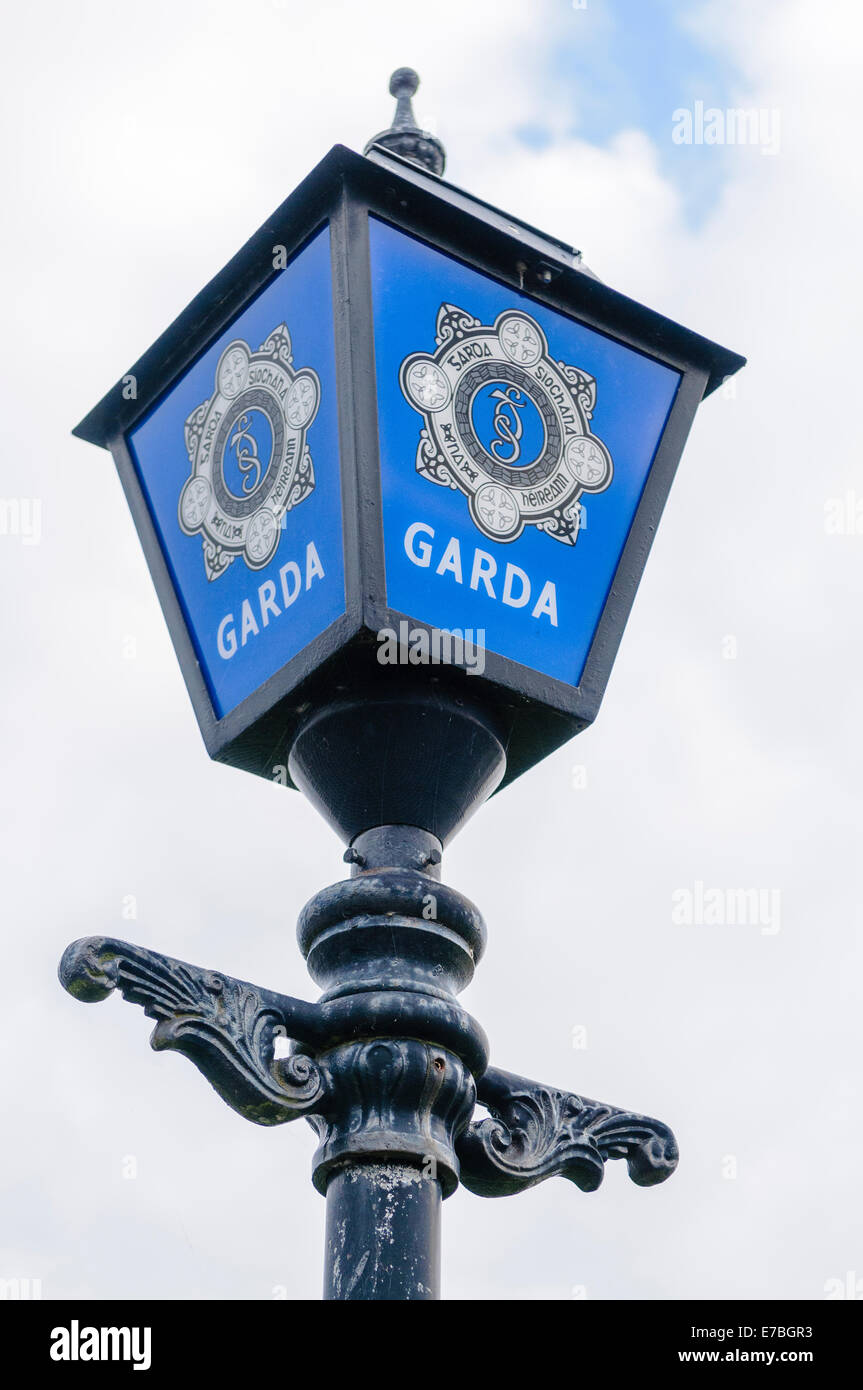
[59, 935, 678, 1197]
[456, 1066, 678, 1197]
[58, 825, 678, 1301]
[58, 936, 328, 1126]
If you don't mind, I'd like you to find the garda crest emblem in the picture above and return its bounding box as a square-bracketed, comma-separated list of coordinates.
[180, 323, 319, 581]
[399, 304, 613, 544]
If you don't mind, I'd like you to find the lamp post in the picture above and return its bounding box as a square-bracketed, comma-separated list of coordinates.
[60, 70, 744, 1301]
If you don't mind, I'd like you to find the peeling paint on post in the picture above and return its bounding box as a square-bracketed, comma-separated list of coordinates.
[324, 1165, 441, 1300]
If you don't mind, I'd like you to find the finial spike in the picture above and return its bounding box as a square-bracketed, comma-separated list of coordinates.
[390, 66, 420, 129]
[364, 67, 446, 178]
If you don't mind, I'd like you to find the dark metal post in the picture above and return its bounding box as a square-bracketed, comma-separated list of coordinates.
[290, 701, 499, 1302]
[324, 1165, 441, 1300]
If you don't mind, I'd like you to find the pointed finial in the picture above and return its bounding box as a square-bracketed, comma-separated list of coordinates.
[389, 67, 421, 128]
[363, 68, 446, 177]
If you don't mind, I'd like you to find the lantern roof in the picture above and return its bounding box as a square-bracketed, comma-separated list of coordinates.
[74, 142, 742, 450]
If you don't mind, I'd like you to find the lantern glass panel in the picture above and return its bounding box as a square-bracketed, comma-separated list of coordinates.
[369, 216, 682, 687]
[127, 224, 345, 718]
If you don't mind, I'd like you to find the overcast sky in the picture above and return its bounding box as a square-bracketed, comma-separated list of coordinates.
[2, 0, 861, 1300]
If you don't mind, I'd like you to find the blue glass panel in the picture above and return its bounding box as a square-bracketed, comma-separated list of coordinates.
[128, 225, 344, 718]
[369, 217, 680, 687]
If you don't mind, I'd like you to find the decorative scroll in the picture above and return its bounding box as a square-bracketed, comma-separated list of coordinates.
[58, 940, 678, 1204]
[557, 361, 597, 419]
[286, 444, 315, 511]
[260, 322, 294, 369]
[435, 302, 482, 347]
[58, 936, 327, 1126]
[417, 428, 456, 488]
[456, 1066, 679, 1198]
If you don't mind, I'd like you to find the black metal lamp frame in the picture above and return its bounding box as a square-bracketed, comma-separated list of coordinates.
[73, 143, 742, 792]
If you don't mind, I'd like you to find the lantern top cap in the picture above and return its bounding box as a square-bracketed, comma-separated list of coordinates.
[364, 67, 446, 178]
